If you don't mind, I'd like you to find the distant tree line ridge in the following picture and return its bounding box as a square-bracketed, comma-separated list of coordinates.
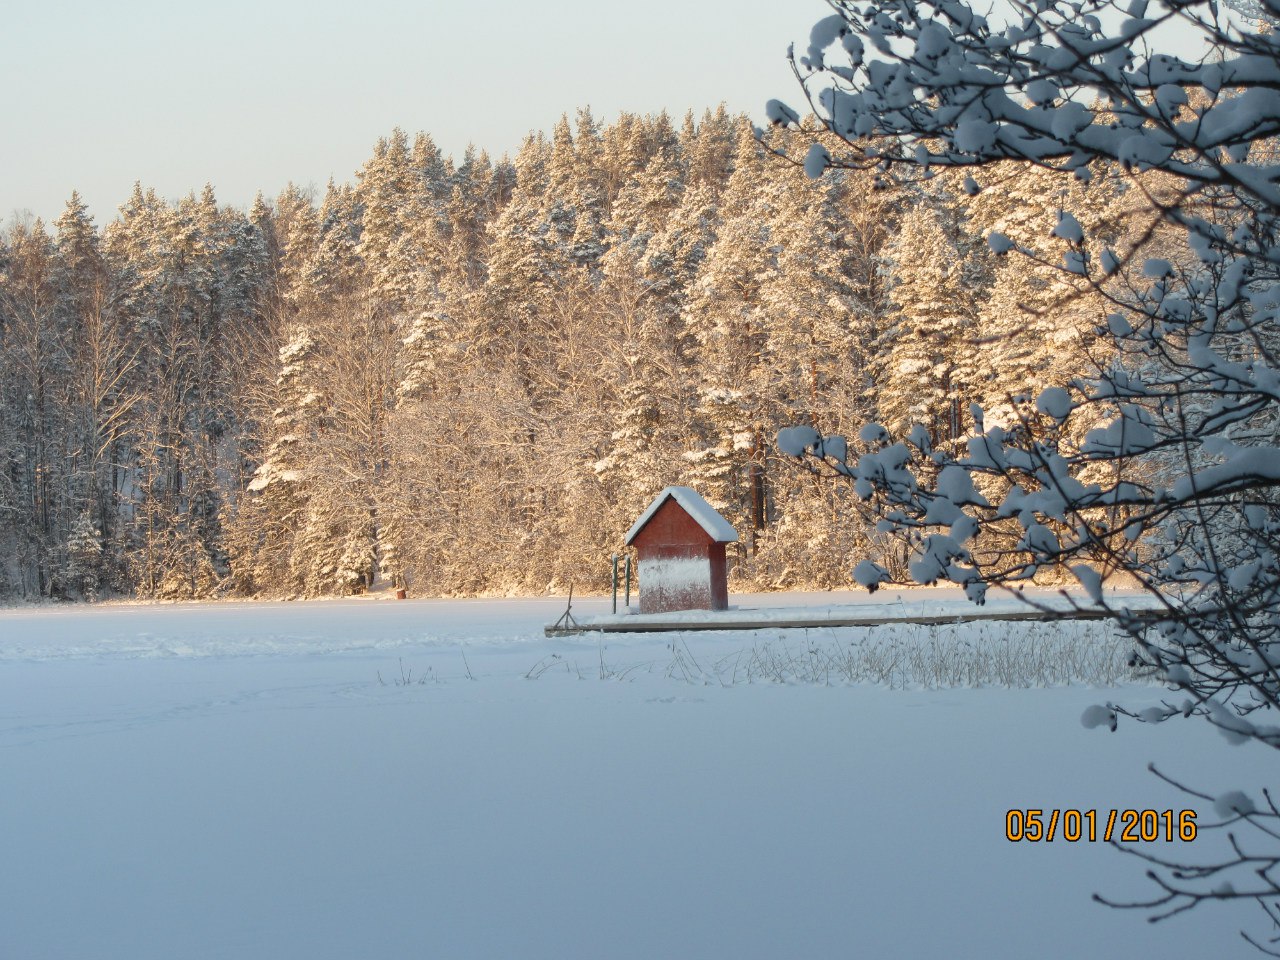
[0, 106, 1162, 600]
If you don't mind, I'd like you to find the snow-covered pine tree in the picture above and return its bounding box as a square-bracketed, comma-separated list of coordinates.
[963, 163, 1121, 427]
[142, 188, 230, 598]
[603, 131, 686, 276]
[355, 129, 417, 313]
[748, 130, 898, 586]
[483, 133, 552, 354]
[0, 218, 61, 596]
[445, 145, 498, 279]
[204, 199, 271, 593]
[304, 181, 364, 302]
[879, 181, 991, 445]
[599, 112, 651, 206]
[682, 105, 737, 196]
[411, 131, 454, 201]
[757, 128, 875, 431]
[638, 182, 718, 334]
[272, 183, 321, 312]
[589, 277, 690, 530]
[682, 120, 774, 543]
[52, 192, 137, 595]
[272, 220, 397, 595]
[232, 325, 318, 595]
[568, 107, 608, 267]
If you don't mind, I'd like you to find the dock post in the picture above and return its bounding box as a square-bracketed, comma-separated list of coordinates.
[611, 553, 618, 614]
[624, 555, 632, 608]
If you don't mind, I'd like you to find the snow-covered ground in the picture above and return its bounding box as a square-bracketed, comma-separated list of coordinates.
[0, 590, 1264, 959]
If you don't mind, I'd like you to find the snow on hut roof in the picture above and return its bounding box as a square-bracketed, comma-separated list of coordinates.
[624, 486, 739, 545]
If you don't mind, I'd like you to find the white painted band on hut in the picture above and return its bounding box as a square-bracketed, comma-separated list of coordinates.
[624, 486, 738, 614]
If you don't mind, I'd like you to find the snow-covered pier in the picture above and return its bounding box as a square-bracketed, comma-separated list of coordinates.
[545, 593, 1150, 636]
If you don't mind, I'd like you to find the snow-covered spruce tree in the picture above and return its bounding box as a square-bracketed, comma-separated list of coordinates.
[770, 0, 1280, 945]
[64, 510, 103, 600]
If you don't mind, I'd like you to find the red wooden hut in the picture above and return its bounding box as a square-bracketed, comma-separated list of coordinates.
[624, 486, 738, 614]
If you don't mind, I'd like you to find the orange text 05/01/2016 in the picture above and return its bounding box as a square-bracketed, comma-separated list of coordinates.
[1005, 809, 1198, 843]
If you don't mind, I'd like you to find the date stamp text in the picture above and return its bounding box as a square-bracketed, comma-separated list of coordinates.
[1005, 809, 1198, 842]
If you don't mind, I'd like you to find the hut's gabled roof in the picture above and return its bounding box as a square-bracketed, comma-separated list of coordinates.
[624, 486, 739, 545]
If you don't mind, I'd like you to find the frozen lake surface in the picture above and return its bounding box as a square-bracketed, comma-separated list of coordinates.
[0, 590, 1263, 958]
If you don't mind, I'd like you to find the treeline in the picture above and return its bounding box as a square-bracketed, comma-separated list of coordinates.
[0, 107, 1148, 600]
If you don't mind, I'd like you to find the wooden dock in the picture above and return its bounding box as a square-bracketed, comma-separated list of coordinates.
[544, 601, 1136, 637]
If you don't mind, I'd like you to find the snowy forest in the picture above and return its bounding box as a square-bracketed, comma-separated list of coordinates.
[0, 106, 1165, 601]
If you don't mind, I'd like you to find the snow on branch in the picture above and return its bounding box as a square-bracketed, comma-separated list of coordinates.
[776, 0, 1280, 944]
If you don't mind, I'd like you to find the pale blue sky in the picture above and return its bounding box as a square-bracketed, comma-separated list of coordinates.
[3, 0, 821, 225]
